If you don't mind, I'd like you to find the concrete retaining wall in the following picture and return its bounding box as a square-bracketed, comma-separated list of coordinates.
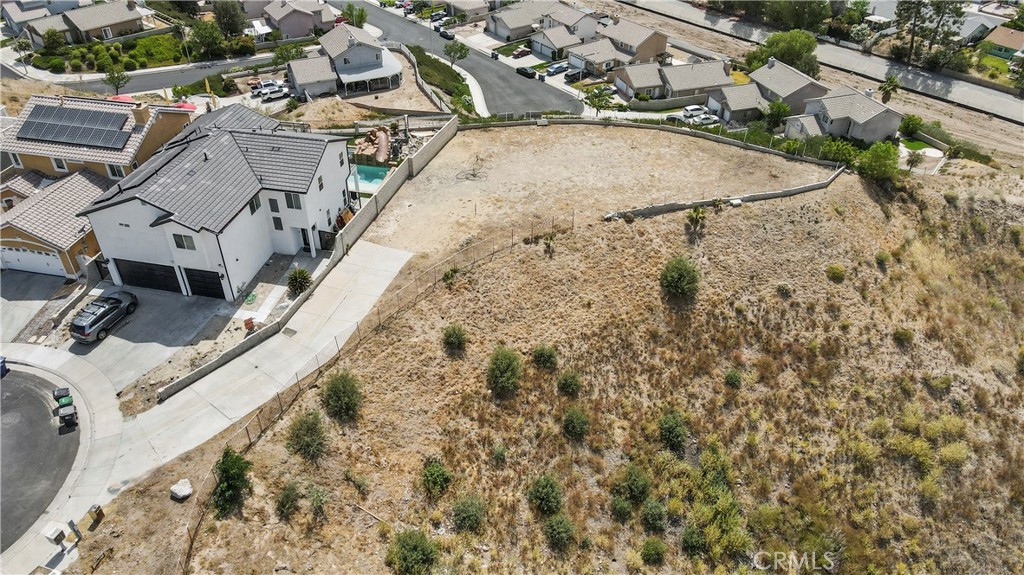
[409, 115, 458, 175]
[255, 36, 315, 51]
[911, 131, 950, 152]
[628, 94, 705, 110]
[940, 68, 1022, 96]
[102, 26, 172, 44]
[346, 100, 444, 116]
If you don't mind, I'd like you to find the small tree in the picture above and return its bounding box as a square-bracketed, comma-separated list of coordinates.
[102, 66, 131, 95]
[686, 205, 706, 232]
[557, 370, 581, 397]
[190, 20, 226, 58]
[487, 346, 523, 399]
[906, 150, 924, 169]
[212, 0, 247, 36]
[287, 267, 312, 296]
[641, 538, 668, 565]
[584, 88, 612, 117]
[451, 495, 486, 533]
[528, 474, 562, 516]
[659, 409, 688, 455]
[211, 447, 252, 518]
[354, 7, 368, 28]
[857, 141, 900, 182]
[276, 480, 302, 520]
[386, 530, 438, 575]
[899, 114, 923, 136]
[532, 345, 558, 369]
[422, 457, 453, 499]
[612, 464, 650, 505]
[562, 407, 590, 442]
[42, 28, 65, 53]
[443, 40, 469, 68]
[764, 100, 791, 130]
[321, 370, 363, 422]
[878, 75, 901, 104]
[286, 409, 327, 462]
[271, 43, 305, 66]
[640, 498, 667, 533]
[660, 256, 700, 301]
[745, 29, 820, 78]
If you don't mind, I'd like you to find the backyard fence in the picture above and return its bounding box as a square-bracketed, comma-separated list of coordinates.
[383, 42, 452, 114]
[173, 213, 575, 574]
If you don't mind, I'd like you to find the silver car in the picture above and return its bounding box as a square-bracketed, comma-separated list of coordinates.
[69, 291, 138, 344]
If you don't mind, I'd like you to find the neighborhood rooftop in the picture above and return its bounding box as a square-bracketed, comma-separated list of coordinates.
[618, 62, 662, 89]
[536, 26, 581, 50]
[83, 128, 344, 233]
[1, 170, 53, 198]
[659, 60, 731, 93]
[265, 0, 334, 25]
[711, 83, 768, 112]
[63, 0, 141, 31]
[494, 1, 559, 30]
[599, 19, 658, 47]
[289, 56, 337, 86]
[810, 85, 902, 123]
[2, 169, 113, 250]
[319, 22, 381, 59]
[569, 38, 632, 64]
[748, 58, 827, 98]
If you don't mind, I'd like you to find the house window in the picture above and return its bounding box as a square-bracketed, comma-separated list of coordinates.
[269, 198, 280, 212]
[343, 57, 350, 65]
[317, 175, 324, 191]
[273, 216, 283, 231]
[52, 157, 68, 172]
[339, 152, 345, 167]
[107, 164, 126, 179]
[102, 27, 113, 40]
[131, 161, 138, 169]
[375, 53, 380, 60]
[3, 198, 14, 210]
[285, 193, 301, 210]
[248, 195, 261, 214]
[173, 233, 196, 250]
[9, 153, 22, 168]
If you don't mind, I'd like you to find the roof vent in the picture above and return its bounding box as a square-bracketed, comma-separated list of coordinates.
[204, 151, 210, 161]
[258, 174, 263, 182]
[767, 57, 776, 68]
[864, 88, 874, 99]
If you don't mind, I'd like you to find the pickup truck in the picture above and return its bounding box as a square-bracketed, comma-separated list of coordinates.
[252, 80, 283, 97]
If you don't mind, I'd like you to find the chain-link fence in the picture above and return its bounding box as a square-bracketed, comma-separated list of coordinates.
[175, 213, 575, 573]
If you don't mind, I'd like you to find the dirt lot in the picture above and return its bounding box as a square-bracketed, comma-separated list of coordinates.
[1, 77, 90, 114]
[363, 125, 834, 262]
[583, 0, 1024, 169]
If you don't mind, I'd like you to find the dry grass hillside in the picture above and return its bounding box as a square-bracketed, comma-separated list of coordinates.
[185, 168, 1024, 574]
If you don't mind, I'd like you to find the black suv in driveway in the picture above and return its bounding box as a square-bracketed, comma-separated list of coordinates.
[70, 291, 138, 344]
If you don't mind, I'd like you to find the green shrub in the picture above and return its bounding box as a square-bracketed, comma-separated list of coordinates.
[528, 474, 562, 516]
[937, 442, 969, 467]
[48, 59, 66, 73]
[926, 375, 952, 394]
[659, 409, 688, 455]
[821, 138, 860, 165]
[875, 251, 891, 269]
[660, 256, 700, 300]
[826, 264, 846, 283]
[287, 267, 312, 295]
[556, 369, 581, 397]
[442, 323, 468, 352]
[136, 57, 148, 68]
[1017, 349, 1024, 376]
[562, 407, 589, 442]
[211, 447, 252, 518]
[286, 409, 327, 462]
[888, 432, 935, 472]
[69, 59, 83, 72]
[640, 498, 667, 533]
[612, 464, 650, 505]
[123, 58, 137, 71]
[275, 480, 302, 520]
[490, 443, 507, 465]
[943, 191, 959, 208]
[321, 370, 362, 422]
[611, 496, 632, 522]
[543, 514, 575, 551]
[681, 524, 707, 556]
[532, 345, 558, 369]
[487, 346, 523, 399]
[893, 328, 914, 348]
[451, 495, 486, 533]
[386, 530, 438, 575]
[899, 114, 923, 136]
[640, 537, 667, 565]
[307, 483, 329, 523]
[724, 368, 742, 389]
[422, 458, 453, 499]
[918, 474, 941, 507]
[286, 97, 299, 112]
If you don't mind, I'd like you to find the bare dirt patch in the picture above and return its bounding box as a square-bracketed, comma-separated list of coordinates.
[1, 78, 91, 114]
[362, 125, 834, 264]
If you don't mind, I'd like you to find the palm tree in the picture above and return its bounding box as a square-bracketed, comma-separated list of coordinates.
[878, 75, 900, 104]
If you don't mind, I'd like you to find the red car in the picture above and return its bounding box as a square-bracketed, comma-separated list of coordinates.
[512, 47, 531, 58]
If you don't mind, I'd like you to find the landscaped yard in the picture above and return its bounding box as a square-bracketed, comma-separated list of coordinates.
[127, 34, 186, 67]
[902, 138, 934, 151]
[495, 39, 530, 57]
[980, 54, 1010, 75]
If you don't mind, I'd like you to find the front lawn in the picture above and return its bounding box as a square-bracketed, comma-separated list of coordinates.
[902, 138, 933, 151]
[495, 40, 529, 57]
[128, 34, 185, 67]
[979, 54, 1009, 75]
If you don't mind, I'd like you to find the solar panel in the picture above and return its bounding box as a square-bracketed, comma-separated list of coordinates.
[18, 105, 132, 149]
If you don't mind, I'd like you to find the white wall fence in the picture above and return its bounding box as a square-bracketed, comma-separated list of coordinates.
[383, 41, 452, 114]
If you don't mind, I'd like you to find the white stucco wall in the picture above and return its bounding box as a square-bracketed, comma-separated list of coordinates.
[219, 201, 274, 299]
[334, 43, 382, 69]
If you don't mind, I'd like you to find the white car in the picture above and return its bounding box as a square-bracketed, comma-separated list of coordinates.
[682, 104, 709, 118]
[687, 114, 720, 126]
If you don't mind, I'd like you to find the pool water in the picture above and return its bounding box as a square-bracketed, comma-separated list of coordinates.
[348, 165, 390, 193]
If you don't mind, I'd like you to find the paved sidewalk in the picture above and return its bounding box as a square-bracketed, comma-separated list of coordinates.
[621, 0, 1024, 124]
[0, 241, 411, 575]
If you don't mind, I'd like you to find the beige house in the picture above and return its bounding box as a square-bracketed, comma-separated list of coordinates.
[748, 58, 828, 113]
[319, 24, 402, 95]
[0, 95, 194, 181]
[785, 86, 903, 144]
[27, 0, 143, 46]
[566, 18, 668, 77]
[264, 0, 335, 39]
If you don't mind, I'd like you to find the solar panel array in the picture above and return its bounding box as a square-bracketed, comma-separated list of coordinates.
[17, 105, 132, 149]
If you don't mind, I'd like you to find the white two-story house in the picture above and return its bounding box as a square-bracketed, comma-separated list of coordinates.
[319, 23, 402, 95]
[79, 115, 350, 301]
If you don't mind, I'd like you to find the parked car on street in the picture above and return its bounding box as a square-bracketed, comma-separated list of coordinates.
[687, 113, 720, 126]
[69, 291, 138, 344]
[439, 29, 455, 40]
[564, 69, 585, 83]
[546, 62, 569, 76]
[516, 66, 537, 78]
[511, 46, 531, 58]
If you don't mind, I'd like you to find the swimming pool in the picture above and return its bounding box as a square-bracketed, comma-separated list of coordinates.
[347, 165, 390, 193]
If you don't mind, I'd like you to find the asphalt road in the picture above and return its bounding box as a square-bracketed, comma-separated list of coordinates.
[80, 55, 278, 95]
[0, 369, 79, 552]
[366, 6, 583, 115]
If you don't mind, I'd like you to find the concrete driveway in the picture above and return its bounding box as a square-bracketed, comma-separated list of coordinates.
[58, 285, 234, 392]
[1, 271, 65, 343]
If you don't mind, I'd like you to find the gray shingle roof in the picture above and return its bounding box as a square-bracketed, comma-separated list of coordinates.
[712, 83, 767, 111]
[545, 4, 587, 27]
[533, 25, 580, 50]
[3, 2, 51, 24]
[265, 0, 334, 25]
[1, 95, 190, 165]
[660, 60, 732, 93]
[493, 1, 557, 30]
[599, 19, 656, 48]
[63, 1, 141, 31]
[748, 59, 825, 98]
[84, 124, 343, 233]
[319, 23, 380, 60]
[1, 170, 51, 198]
[618, 62, 662, 89]
[2, 169, 112, 249]
[288, 55, 336, 85]
[811, 85, 900, 123]
[787, 114, 824, 137]
[568, 38, 631, 64]
[28, 13, 70, 33]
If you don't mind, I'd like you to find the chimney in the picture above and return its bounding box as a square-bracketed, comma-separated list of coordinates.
[280, 0, 286, 6]
[131, 102, 150, 125]
[767, 57, 776, 68]
[864, 88, 874, 99]
[348, 34, 356, 47]
[127, 0, 136, 11]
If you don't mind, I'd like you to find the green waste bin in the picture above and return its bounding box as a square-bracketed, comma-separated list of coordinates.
[57, 395, 74, 407]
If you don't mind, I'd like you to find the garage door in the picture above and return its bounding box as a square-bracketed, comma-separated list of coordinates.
[0, 246, 65, 276]
[113, 258, 181, 293]
[184, 268, 225, 300]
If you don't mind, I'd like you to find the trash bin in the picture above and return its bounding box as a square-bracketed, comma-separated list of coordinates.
[89, 504, 104, 522]
[538, 75, 545, 82]
[53, 387, 70, 401]
[58, 395, 74, 408]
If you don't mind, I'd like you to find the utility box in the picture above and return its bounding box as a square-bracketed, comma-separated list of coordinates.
[43, 526, 65, 547]
[88, 504, 105, 522]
